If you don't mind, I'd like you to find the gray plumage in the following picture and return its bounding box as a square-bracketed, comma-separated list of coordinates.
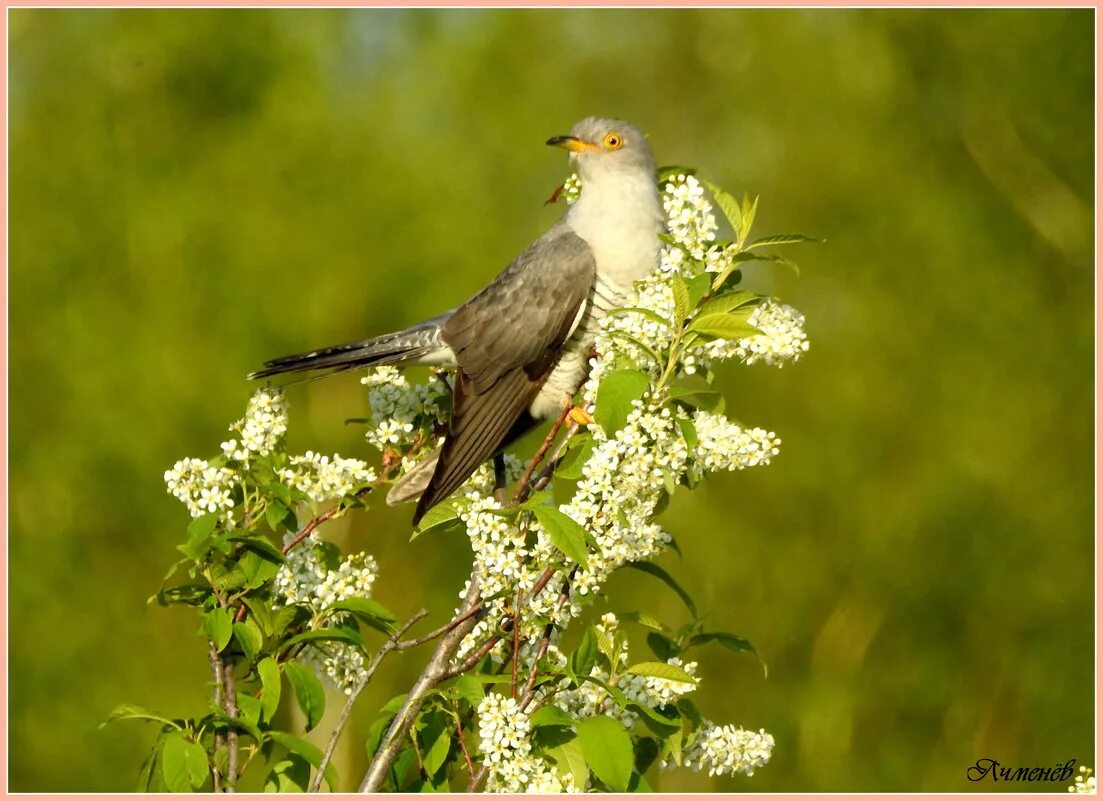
[250, 117, 664, 524]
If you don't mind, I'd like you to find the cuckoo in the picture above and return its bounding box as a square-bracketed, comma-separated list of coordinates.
[250, 117, 665, 523]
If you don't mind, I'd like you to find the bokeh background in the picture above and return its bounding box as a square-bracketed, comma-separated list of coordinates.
[8, 8, 1095, 792]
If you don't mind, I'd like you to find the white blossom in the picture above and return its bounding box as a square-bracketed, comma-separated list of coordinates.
[221, 387, 288, 463]
[692, 411, 780, 472]
[669, 721, 775, 778]
[360, 366, 449, 450]
[164, 458, 236, 520]
[278, 450, 376, 504]
[1071, 766, 1096, 794]
[732, 300, 809, 367]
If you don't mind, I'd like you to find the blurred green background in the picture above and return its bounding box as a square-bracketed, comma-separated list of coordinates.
[9, 8, 1095, 792]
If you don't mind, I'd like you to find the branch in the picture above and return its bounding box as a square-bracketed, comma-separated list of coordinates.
[221, 656, 239, 792]
[514, 402, 572, 502]
[207, 641, 224, 793]
[309, 608, 429, 793]
[358, 579, 485, 792]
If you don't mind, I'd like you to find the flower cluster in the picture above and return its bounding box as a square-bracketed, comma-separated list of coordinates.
[274, 534, 381, 694]
[670, 722, 775, 778]
[274, 532, 379, 612]
[732, 300, 810, 367]
[304, 641, 368, 696]
[1071, 766, 1096, 794]
[663, 174, 719, 260]
[221, 387, 288, 462]
[477, 693, 573, 793]
[554, 615, 697, 728]
[164, 458, 237, 520]
[692, 411, 780, 472]
[360, 366, 449, 451]
[277, 451, 376, 504]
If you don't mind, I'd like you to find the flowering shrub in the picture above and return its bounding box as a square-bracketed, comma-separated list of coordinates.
[106, 168, 812, 792]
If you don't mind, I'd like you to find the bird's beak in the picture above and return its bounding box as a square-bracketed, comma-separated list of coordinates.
[546, 135, 598, 153]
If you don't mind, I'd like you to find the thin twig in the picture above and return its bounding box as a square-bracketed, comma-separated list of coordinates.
[443, 633, 502, 680]
[519, 624, 554, 712]
[511, 588, 521, 698]
[358, 580, 484, 792]
[466, 764, 489, 792]
[514, 403, 572, 503]
[453, 708, 475, 777]
[530, 421, 582, 496]
[207, 641, 224, 793]
[282, 506, 342, 555]
[398, 604, 485, 650]
[309, 609, 429, 792]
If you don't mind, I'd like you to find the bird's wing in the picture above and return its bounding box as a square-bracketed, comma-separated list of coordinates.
[414, 224, 596, 521]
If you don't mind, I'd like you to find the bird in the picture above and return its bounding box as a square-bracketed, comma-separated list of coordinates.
[250, 117, 665, 524]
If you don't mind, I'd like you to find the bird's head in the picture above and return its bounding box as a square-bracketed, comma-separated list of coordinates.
[546, 117, 655, 183]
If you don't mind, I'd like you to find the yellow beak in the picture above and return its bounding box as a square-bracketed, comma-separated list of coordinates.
[546, 135, 598, 153]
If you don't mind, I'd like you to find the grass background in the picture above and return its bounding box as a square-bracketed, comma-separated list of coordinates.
[8, 8, 1095, 792]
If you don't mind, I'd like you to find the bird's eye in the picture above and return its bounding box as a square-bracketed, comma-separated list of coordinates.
[602, 133, 623, 151]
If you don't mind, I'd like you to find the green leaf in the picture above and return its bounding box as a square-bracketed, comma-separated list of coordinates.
[412, 499, 463, 540]
[689, 631, 767, 677]
[331, 598, 398, 635]
[577, 715, 634, 791]
[547, 736, 589, 789]
[626, 661, 698, 685]
[420, 712, 451, 777]
[265, 500, 292, 532]
[696, 290, 761, 318]
[227, 533, 285, 563]
[242, 597, 274, 636]
[703, 180, 743, 237]
[179, 513, 220, 561]
[605, 305, 672, 328]
[284, 661, 327, 731]
[605, 329, 664, 367]
[203, 608, 233, 652]
[741, 194, 759, 240]
[238, 548, 282, 590]
[685, 274, 712, 309]
[689, 312, 761, 341]
[594, 369, 651, 435]
[531, 507, 590, 568]
[624, 562, 697, 616]
[616, 611, 670, 633]
[570, 627, 599, 680]
[531, 705, 576, 729]
[554, 437, 595, 480]
[272, 604, 306, 638]
[100, 703, 178, 730]
[671, 273, 690, 323]
[236, 692, 262, 728]
[628, 771, 653, 792]
[153, 583, 211, 607]
[647, 632, 680, 661]
[232, 618, 264, 663]
[161, 732, 207, 791]
[268, 731, 338, 791]
[747, 232, 820, 248]
[453, 675, 484, 709]
[283, 625, 364, 651]
[677, 417, 698, 451]
[209, 710, 263, 744]
[264, 756, 311, 793]
[257, 657, 281, 722]
[659, 728, 683, 767]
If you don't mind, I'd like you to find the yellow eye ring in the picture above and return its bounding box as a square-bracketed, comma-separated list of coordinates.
[602, 132, 624, 151]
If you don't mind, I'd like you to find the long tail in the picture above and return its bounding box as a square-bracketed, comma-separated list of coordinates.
[248, 313, 452, 380]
